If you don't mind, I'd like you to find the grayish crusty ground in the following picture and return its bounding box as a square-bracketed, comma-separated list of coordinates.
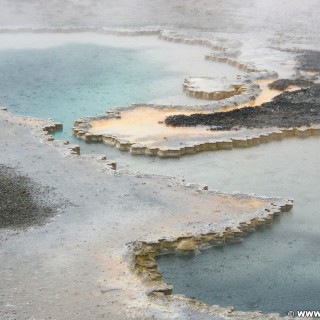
[0, 111, 289, 320]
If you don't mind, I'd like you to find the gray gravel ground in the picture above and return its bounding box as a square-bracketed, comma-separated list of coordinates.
[0, 164, 59, 229]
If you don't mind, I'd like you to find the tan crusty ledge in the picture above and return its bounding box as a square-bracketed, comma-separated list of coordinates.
[128, 192, 293, 319]
[183, 77, 244, 100]
[72, 105, 320, 158]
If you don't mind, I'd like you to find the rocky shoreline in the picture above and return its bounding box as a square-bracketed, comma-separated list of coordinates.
[268, 78, 313, 90]
[131, 197, 293, 297]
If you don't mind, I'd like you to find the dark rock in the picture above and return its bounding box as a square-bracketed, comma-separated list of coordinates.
[296, 50, 320, 72]
[165, 84, 320, 130]
[268, 78, 313, 91]
[0, 164, 60, 229]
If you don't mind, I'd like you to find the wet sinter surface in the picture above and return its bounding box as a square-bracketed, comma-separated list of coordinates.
[153, 137, 320, 316]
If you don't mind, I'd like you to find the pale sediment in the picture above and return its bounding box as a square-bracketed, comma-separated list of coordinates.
[0, 15, 320, 319]
[0, 28, 310, 320]
[1, 109, 297, 319]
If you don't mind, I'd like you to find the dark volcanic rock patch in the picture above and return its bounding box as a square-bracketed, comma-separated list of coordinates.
[0, 164, 59, 229]
[296, 50, 320, 72]
[165, 84, 320, 130]
[268, 78, 313, 90]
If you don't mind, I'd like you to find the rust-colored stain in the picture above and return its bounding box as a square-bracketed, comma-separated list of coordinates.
[217, 79, 300, 112]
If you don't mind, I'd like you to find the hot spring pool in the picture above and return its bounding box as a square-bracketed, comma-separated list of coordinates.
[1, 32, 319, 317]
[0, 42, 176, 142]
[0, 33, 242, 144]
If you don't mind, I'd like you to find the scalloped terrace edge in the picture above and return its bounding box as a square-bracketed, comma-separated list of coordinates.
[0, 26, 285, 158]
[57, 27, 299, 159]
[73, 111, 320, 158]
[129, 195, 294, 319]
[183, 78, 247, 101]
[0, 108, 295, 319]
[0, 108, 117, 169]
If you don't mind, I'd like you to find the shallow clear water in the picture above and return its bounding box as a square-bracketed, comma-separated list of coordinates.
[153, 137, 320, 315]
[0, 43, 179, 142]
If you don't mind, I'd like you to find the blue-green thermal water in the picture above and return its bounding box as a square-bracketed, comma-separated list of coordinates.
[0, 43, 178, 142]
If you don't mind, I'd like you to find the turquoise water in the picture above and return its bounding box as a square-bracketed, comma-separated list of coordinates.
[0, 44, 178, 141]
